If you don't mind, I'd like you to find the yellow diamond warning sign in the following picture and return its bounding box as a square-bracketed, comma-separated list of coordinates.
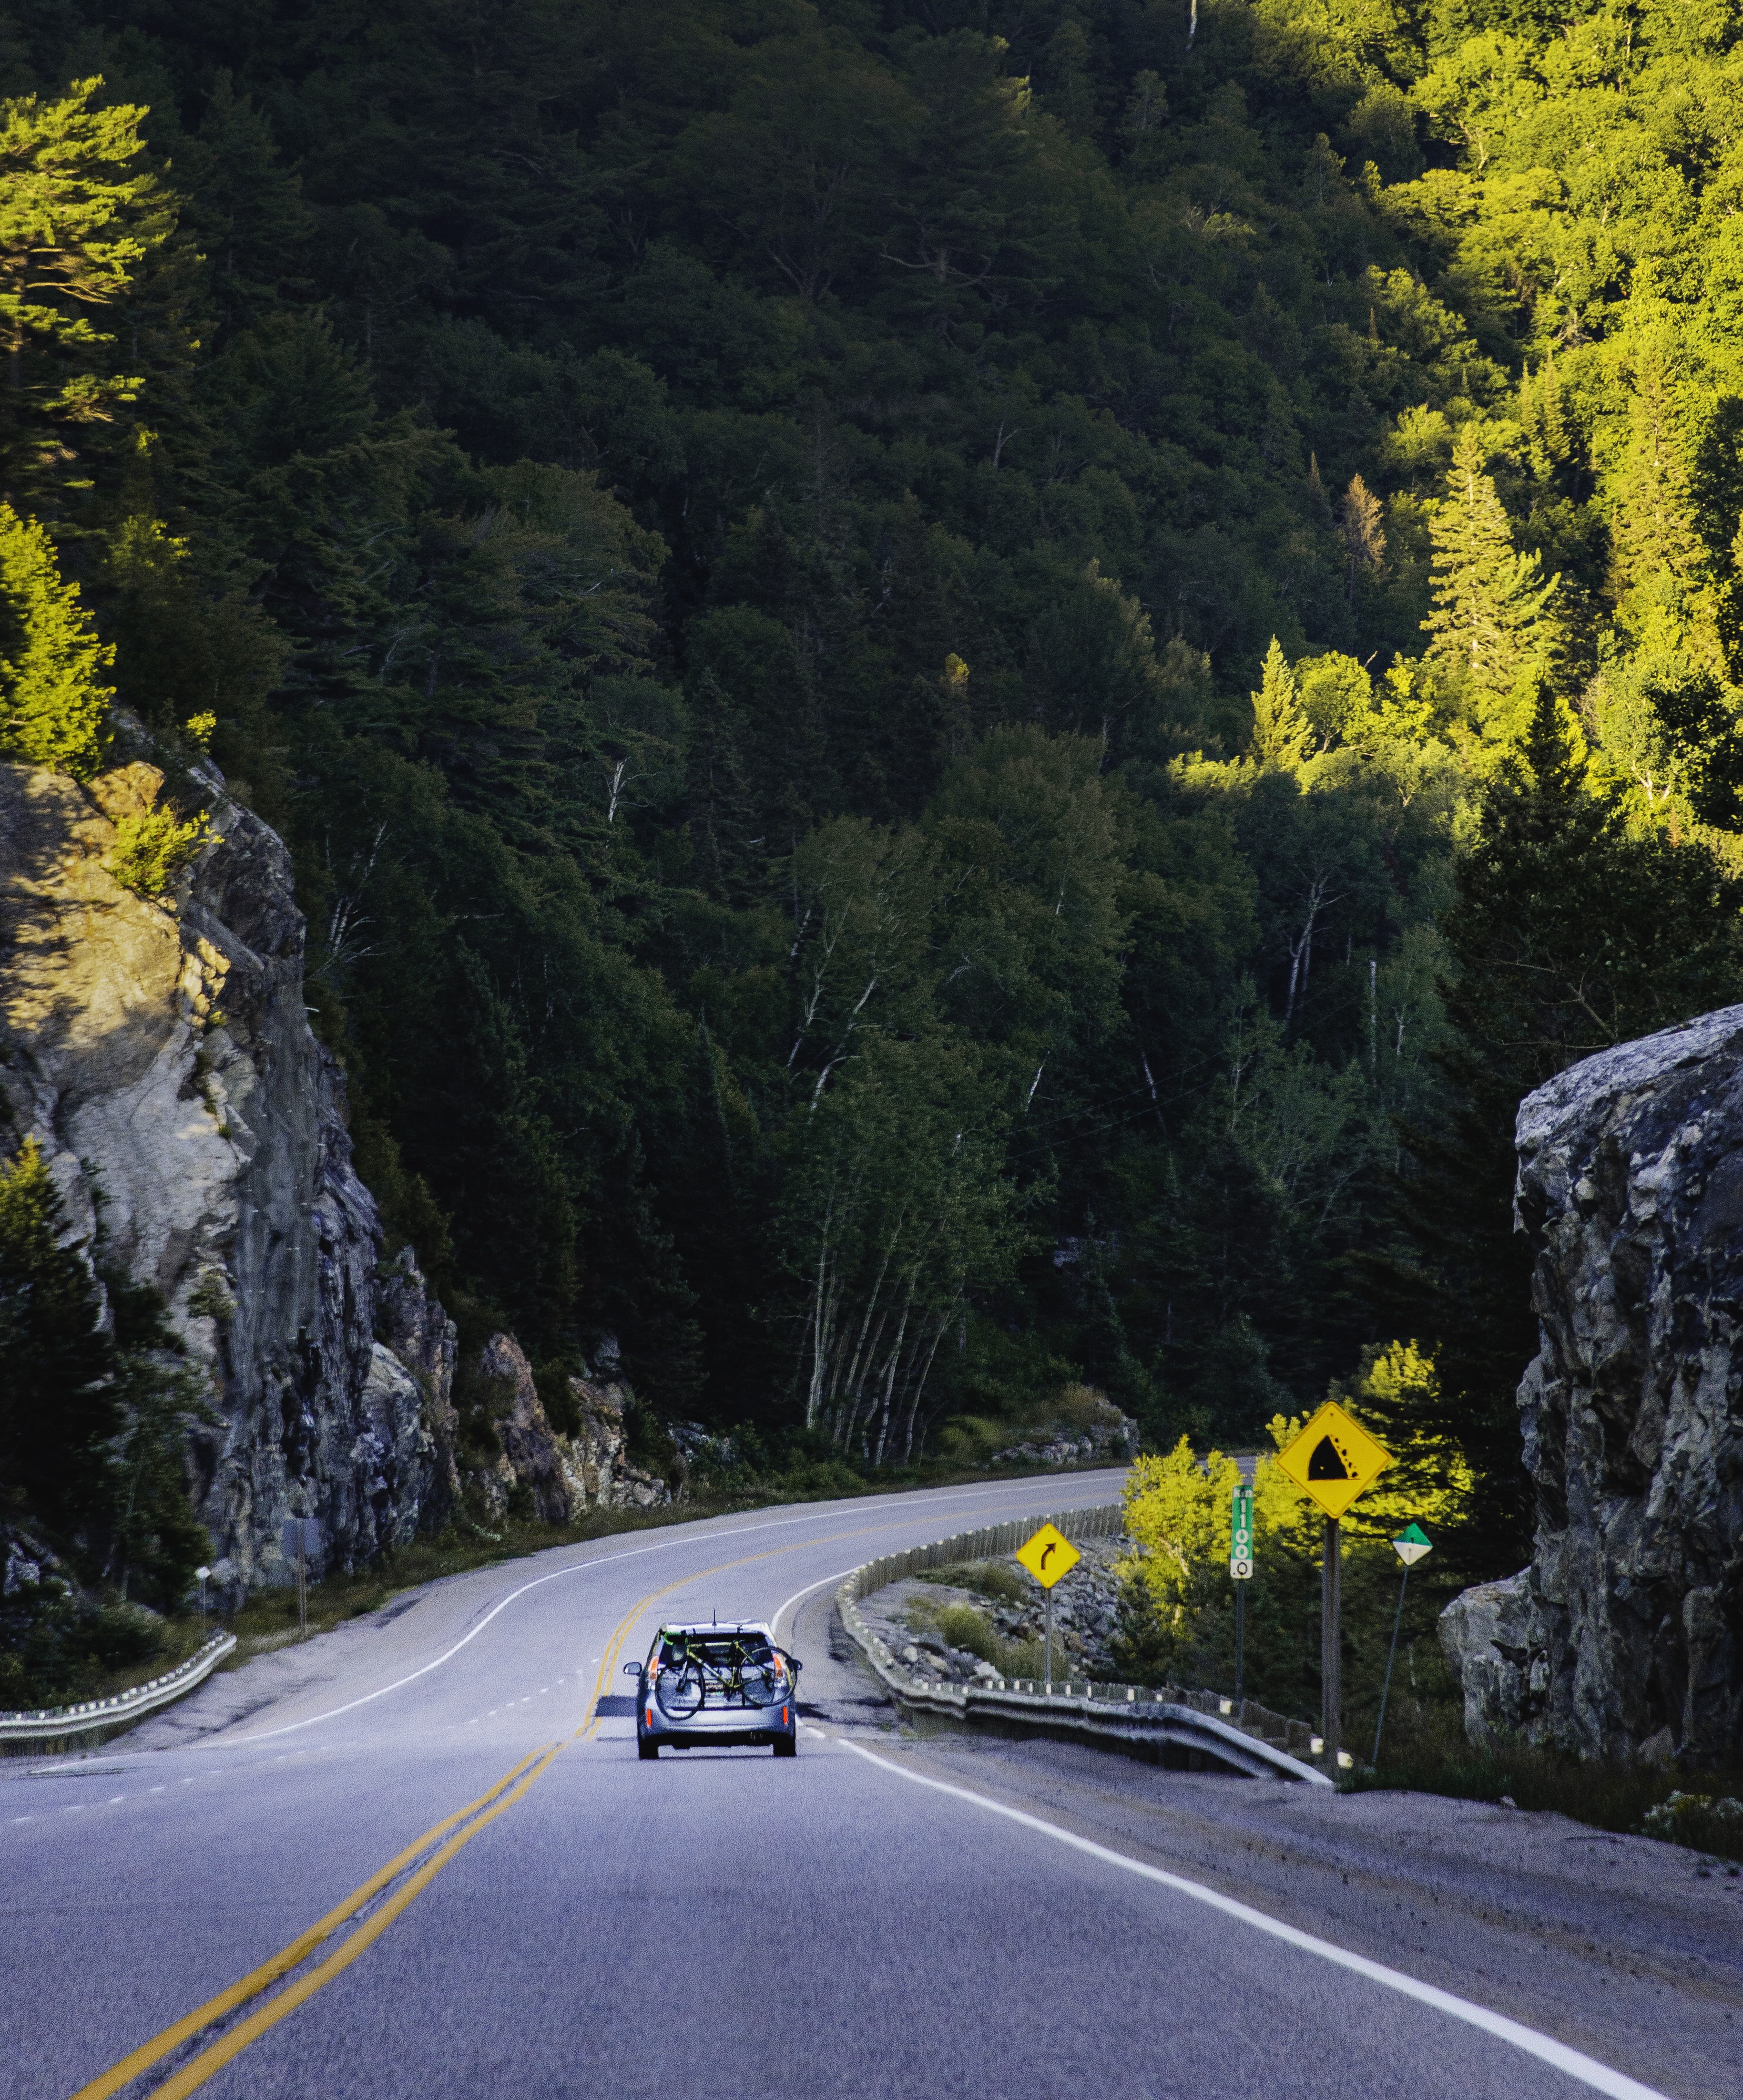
[1015, 1522, 1080, 1590]
[1275, 1401, 1392, 1521]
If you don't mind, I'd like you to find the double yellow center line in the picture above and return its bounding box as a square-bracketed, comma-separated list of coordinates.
[74, 1522, 880, 2098]
[71, 1745, 555, 2100]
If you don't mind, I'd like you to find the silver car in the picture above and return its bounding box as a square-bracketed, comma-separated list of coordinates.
[627, 1621, 801, 1758]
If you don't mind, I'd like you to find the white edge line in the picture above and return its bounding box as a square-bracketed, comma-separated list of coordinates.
[841, 1743, 1670, 2100]
[218, 1483, 1121, 1745]
[770, 1568, 863, 1643]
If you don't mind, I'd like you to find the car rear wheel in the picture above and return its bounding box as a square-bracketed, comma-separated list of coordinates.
[773, 1736, 796, 1758]
[638, 1738, 659, 1760]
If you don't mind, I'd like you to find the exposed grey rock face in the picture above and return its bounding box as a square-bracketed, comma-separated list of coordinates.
[564, 1374, 672, 1510]
[1440, 1007, 1743, 1765]
[475, 1332, 571, 1526]
[0, 756, 458, 1601]
[463, 1332, 672, 1524]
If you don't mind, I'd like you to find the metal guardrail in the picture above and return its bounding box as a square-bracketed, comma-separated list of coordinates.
[0, 1631, 236, 1752]
[836, 1506, 1332, 1788]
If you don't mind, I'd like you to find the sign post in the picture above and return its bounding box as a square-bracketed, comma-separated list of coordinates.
[1016, 1522, 1080, 1693]
[281, 1517, 319, 1639]
[1275, 1402, 1392, 1772]
[1372, 1523, 1432, 1766]
[1229, 1483, 1254, 1701]
[194, 1564, 210, 1632]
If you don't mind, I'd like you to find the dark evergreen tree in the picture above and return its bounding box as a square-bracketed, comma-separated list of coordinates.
[1370, 688, 1743, 1570]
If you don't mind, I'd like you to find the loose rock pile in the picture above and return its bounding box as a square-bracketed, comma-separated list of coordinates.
[855, 1534, 1131, 1688]
[988, 1412, 1139, 1470]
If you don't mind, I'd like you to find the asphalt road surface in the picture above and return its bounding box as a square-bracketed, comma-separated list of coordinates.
[3, 1473, 1733, 2100]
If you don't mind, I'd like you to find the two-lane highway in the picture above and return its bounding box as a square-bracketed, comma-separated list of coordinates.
[0, 1475, 1706, 2100]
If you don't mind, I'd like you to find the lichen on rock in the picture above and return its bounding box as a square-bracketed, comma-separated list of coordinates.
[1440, 1005, 1743, 1765]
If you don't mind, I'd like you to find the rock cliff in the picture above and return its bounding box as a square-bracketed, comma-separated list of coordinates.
[1440, 1007, 1743, 1765]
[463, 1332, 671, 1527]
[0, 751, 459, 1601]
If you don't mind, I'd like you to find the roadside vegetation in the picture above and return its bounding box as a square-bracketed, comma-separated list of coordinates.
[1099, 1430, 1743, 1858]
[1354, 1709, 1743, 1868]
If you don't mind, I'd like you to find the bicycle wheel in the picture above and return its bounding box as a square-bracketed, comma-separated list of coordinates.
[658, 1663, 705, 1720]
[738, 1662, 780, 1707]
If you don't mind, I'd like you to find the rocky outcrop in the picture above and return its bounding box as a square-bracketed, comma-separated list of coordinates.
[462, 1332, 672, 1525]
[986, 1389, 1140, 1471]
[989, 1411, 1140, 1470]
[563, 1372, 673, 1511]
[1441, 1007, 1743, 1765]
[0, 753, 458, 1601]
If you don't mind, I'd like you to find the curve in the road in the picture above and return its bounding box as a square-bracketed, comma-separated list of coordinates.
[7, 1473, 1711, 2100]
[840, 1743, 1670, 2100]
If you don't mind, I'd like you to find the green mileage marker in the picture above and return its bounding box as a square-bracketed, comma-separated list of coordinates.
[1229, 1482, 1254, 1700]
[1229, 1484, 1254, 1580]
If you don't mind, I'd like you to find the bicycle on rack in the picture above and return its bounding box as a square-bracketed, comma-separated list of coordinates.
[656, 1629, 798, 1720]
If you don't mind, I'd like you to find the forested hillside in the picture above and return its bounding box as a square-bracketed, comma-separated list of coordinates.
[6, 0, 1743, 1578]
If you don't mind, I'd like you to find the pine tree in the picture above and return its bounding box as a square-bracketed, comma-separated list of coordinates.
[684, 669, 759, 900]
[0, 1137, 123, 1565]
[0, 79, 173, 505]
[0, 501, 113, 778]
[1247, 637, 1313, 769]
[180, 71, 316, 333]
[1609, 337, 1722, 665]
[1518, 358, 1570, 480]
[1369, 686, 1743, 1571]
[1337, 474, 1385, 603]
[1423, 428, 1561, 699]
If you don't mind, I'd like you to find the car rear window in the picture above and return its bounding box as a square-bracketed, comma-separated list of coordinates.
[657, 1635, 771, 1666]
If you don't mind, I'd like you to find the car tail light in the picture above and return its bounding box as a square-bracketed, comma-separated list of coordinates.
[645, 1706, 653, 1728]
[782, 1706, 789, 1727]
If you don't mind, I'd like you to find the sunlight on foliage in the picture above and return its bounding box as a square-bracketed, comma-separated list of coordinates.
[105, 806, 219, 898]
[0, 502, 113, 779]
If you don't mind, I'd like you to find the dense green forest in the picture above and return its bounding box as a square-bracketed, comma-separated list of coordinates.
[7, 0, 1743, 1579]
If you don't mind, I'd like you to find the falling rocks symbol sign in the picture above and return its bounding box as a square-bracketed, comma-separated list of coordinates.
[1275, 1401, 1391, 1520]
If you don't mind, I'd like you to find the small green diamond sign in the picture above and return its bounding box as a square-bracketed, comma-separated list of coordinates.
[1392, 1522, 1432, 1567]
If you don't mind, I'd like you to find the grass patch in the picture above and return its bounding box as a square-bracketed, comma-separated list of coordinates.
[917, 1558, 1027, 1604]
[903, 1593, 1047, 1680]
[1353, 1702, 1743, 1861]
